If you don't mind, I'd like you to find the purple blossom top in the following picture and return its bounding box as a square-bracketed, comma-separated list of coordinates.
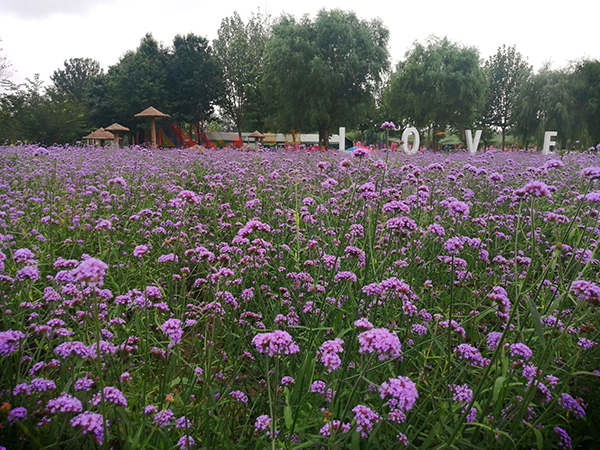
[571, 280, 600, 306]
[47, 393, 83, 414]
[381, 121, 396, 130]
[320, 420, 351, 437]
[454, 343, 490, 367]
[362, 277, 413, 299]
[72, 257, 108, 287]
[486, 331, 503, 350]
[386, 216, 418, 234]
[379, 376, 418, 411]
[577, 337, 597, 350]
[585, 191, 600, 203]
[554, 426, 572, 450]
[311, 380, 327, 394]
[450, 384, 473, 404]
[558, 393, 586, 418]
[318, 338, 345, 372]
[251, 330, 300, 357]
[354, 317, 374, 330]
[70, 411, 108, 445]
[334, 271, 357, 283]
[358, 328, 402, 361]
[133, 244, 151, 257]
[581, 166, 600, 179]
[13, 248, 36, 263]
[254, 414, 272, 431]
[352, 404, 380, 438]
[160, 318, 184, 348]
[281, 376, 295, 385]
[0, 330, 26, 356]
[177, 436, 195, 450]
[229, 390, 249, 403]
[514, 180, 553, 199]
[8, 406, 27, 424]
[352, 147, 370, 158]
[510, 343, 533, 360]
[446, 199, 470, 216]
[91, 386, 128, 407]
[153, 409, 175, 427]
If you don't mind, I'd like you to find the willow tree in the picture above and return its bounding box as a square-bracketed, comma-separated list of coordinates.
[386, 36, 485, 148]
[265, 9, 389, 148]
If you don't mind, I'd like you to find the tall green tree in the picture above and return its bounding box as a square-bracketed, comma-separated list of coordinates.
[105, 33, 170, 130]
[265, 9, 389, 148]
[512, 65, 578, 149]
[483, 45, 531, 151]
[167, 34, 223, 139]
[511, 70, 543, 148]
[0, 75, 88, 144]
[538, 67, 577, 148]
[213, 11, 270, 137]
[572, 59, 600, 145]
[50, 58, 103, 102]
[0, 39, 12, 89]
[386, 36, 485, 148]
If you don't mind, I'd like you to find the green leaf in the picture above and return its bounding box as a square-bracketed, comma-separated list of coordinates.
[284, 388, 293, 429]
[533, 426, 543, 450]
[526, 296, 546, 345]
[493, 376, 506, 402]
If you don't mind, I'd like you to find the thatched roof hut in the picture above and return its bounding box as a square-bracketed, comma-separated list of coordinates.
[83, 128, 115, 145]
[134, 106, 170, 148]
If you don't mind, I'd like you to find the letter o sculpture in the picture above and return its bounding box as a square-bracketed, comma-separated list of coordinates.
[401, 127, 420, 155]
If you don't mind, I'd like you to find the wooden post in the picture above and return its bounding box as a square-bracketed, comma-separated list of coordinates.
[150, 118, 157, 149]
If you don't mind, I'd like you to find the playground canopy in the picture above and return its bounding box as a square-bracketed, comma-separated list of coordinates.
[135, 106, 170, 148]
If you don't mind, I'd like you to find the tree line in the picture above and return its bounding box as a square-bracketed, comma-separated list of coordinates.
[0, 9, 599, 149]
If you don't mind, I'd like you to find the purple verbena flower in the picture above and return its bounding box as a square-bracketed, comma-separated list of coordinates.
[8, 406, 28, 424]
[47, 393, 83, 414]
[251, 330, 300, 357]
[378, 376, 418, 411]
[558, 393, 586, 418]
[72, 257, 108, 286]
[90, 386, 127, 407]
[70, 411, 108, 445]
[352, 404, 380, 438]
[454, 344, 490, 367]
[358, 328, 402, 361]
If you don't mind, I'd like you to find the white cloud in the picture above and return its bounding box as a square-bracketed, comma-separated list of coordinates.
[0, 0, 599, 86]
[0, 0, 117, 19]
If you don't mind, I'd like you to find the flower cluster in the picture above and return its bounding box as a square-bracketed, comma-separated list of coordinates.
[317, 338, 345, 372]
[251, 330, 300, 357]
[378, 376, 418, 411]
[357, 328, 402, 361]
[70, 412, 108, 445]
[352, 404, 381, 438]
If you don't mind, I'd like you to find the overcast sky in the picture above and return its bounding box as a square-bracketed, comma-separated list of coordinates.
[1, 0, 599, 85]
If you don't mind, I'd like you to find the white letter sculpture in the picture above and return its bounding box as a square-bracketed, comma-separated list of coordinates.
[339, 127, 345, 152]
[465, 130, 482, 154]
[542, 131, 557, 155]
[401, 127, 420, 155]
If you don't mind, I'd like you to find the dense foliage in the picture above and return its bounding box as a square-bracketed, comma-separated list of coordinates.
[0, 145, 599, 449]
[0, 8, 599, 148]
[265, 10, 389, 148]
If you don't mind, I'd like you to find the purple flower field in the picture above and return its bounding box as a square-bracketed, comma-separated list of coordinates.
[0, 144, 599, 449]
